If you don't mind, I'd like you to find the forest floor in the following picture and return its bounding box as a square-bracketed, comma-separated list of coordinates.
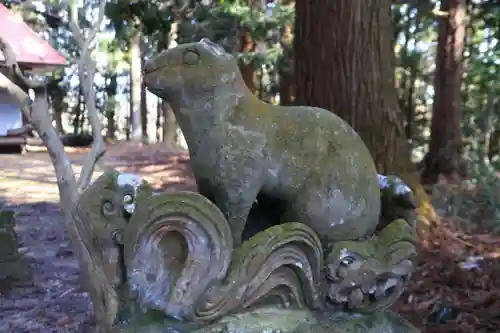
[0, 142, 499, 333]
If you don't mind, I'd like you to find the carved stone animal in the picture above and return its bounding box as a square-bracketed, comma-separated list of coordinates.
[143, 38, 381, 247]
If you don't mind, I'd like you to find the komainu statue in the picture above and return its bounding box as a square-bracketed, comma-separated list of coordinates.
[76, 39, 421, 333]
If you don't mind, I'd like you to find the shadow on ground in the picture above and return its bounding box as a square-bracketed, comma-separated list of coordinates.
[0, 199, 93, 333]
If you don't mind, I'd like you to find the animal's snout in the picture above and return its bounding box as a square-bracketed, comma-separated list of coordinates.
[143, 60, 157, 74]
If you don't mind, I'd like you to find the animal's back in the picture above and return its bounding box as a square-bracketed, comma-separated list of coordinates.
[257, 104, 381, 241]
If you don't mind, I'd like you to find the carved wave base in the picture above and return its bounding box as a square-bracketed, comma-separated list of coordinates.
[110, 307, 420, 333]
[75, 171, 419, 333]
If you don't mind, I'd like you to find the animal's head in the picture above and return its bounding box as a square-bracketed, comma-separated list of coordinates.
[75, 170, 152, 244]
[143, 38, 238, 101]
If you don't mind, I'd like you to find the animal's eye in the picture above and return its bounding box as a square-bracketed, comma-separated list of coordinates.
[182, 50, 200, 66]
[102, 200, 115, 216]
[340, 256, 356, 265]
[123, 194, 133, 204]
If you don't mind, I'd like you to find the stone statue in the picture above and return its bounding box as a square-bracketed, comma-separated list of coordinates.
[0, 205, 31, 283]
[75, 39, 421, 332]
[143, 38, 381, 249]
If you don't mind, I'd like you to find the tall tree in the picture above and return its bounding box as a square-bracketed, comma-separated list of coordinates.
[129, 29, 143, 142]
[293, 0, 436, 223]
[421, 0, 467, 184]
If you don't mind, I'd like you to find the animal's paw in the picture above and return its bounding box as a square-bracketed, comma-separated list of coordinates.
[116, 172, 147, 215]
[324, 219, 416, 313]
[377, 174, 418, 230]
[377, 174, 411, 195]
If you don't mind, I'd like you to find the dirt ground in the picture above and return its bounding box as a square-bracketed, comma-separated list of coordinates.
[0, 151, 98, 333]
[0, 143, 195, 333]
[0, 143, 499, 333]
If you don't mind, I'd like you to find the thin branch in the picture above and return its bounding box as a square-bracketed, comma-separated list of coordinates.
[67, 1, 85, 49]
[68, 0, 108, 193]
[0, 71, 32, 110]
[76, 63, 105, 194]
[68, 0, 107, 59]
[7, 124, 33, 136]
[432, 9, 449, 17]
[0, 38, 45, 90]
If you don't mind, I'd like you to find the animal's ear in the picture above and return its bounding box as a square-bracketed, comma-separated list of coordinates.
[199, 38, 232, 59]
[200, 38, 221, 49]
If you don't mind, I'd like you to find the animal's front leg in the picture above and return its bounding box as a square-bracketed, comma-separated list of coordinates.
[211, 181, 261, 248]
[203, 130, 266, 247]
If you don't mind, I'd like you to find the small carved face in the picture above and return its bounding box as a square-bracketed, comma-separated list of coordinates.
[76, 171, 147, 245]
[324, 219, 417, 312]
[144, 38, 238, 102]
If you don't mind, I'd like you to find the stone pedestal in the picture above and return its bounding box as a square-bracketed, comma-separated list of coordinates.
[111, 307, 420, 333]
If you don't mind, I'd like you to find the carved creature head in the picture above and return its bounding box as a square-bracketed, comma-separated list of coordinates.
[76, 170, 151, 245]
[324, 219, 417, 313]
[143, 38, 239, 103]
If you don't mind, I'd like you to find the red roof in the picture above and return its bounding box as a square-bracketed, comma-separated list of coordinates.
[0, 3, 67, 67]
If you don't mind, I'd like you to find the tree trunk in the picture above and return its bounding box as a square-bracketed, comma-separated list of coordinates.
[73, 87, 83, 135]
[156, 101, 161, 142]
[238, 25, 256, 93]
[105, 73, 117, 139]
[294, 0, 436, 227]
[421, 0, 466, 184]
[140, 40, 149, 143]
[129, 31, 142, 142]
[279, 22, 295, 106]
[52, 103, 65, 134]
[140, 76, 148, 143]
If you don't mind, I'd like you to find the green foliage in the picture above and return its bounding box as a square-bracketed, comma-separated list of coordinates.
[431, 171, 500, 234]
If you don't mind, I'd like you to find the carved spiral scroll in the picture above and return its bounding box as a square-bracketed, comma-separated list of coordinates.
[123, 190, 325, 323]
[195, 222, 324, 321]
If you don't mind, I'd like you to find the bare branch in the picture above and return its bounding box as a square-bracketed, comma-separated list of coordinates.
[68, 1, 85, 49]
[0, 71, 31, 109]
[432, 9, 449, 17]
[7, 124, 33, 136]
[0, 37, 45, 90]
[68, 0, 107, 59]
[86, 0, 107, 49]
[76, 64, 105, 194]
[67, 0, 108, 193]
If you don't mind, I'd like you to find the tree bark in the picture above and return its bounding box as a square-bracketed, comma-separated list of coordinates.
[105, 73, 118, 139]
[238, 25, 256, 93]
[421, 0, 466, 184]
[129, 31, 142, 142]
[294, 0, 436, 226]
[279, 23, 295, 106]
[140, 40, 148, 143]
